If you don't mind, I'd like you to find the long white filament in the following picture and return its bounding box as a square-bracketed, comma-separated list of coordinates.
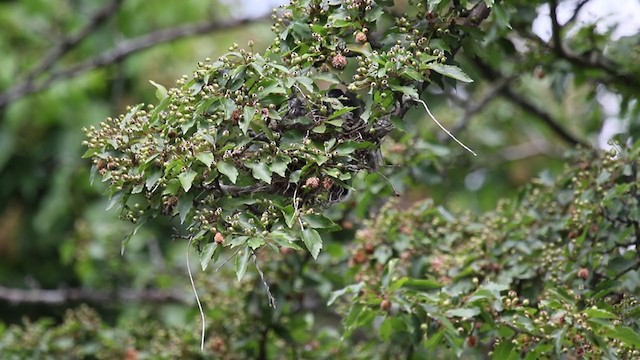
[187, 238, 206, 351]
[415, 98, 477, 156]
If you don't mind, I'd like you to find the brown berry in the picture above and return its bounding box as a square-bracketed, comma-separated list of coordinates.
[214, 232, 224, 244]
[305, 177, 320, 188]
[380, 299, 391, 311]
[466, 336, 477, 348]
[353, 249, 368, 264]
[322, 178, 333, 190]
[578, 268, 589, 280]
[124, 348, 138, 360]
[364, 242, 375, 254]
[331, 53, 347, 69]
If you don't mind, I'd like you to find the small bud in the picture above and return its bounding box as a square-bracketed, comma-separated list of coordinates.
[355, 32, 367, 43]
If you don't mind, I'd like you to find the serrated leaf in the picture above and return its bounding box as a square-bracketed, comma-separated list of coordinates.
[235, 247, 251, 281]
[195, 152, 214, 168]
[426, 63, 473, 83]
[584, 308, 616, 319]
[120, 215, 147, 256]
[445, 308, 480, 318]
[200, 243, 218, 271]
[269, 159, 288, 177]
[177, 194, 193, 224]
[241, 106, 256, 135]
[302, 228, 322, 259]
[301, 214, 338, 229]
[327, 282, 364, 306]
[327, 106, 358, 120]
[401, 278, 443, 291]
[246, 162, 272, 184]
[247, 237, 265, 250]
[145, 168, 163, 191]
[178, 170, 197, 192]
[389, 84, 419, 99]
[217, 161, 238, 184]
[149, 80, 168, 100]
[606, 326, 640, 348]
[379, 317, 405, 341]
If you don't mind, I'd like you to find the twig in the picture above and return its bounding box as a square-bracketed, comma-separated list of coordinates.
[0, 285, 190, 305]
[24, 0, 123, 82]
[186, 237, 206, 351]
[473, 58, 590, 148]
[0, 15, 268, 107]
[414, 98, 478, 156]
[564, 0, 592, 26]
[501, 87, 589, 147]
[445, 78, 512, 139]
[253, 254, 276, 308]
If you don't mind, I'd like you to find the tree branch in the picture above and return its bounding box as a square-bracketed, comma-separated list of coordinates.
[473, 58, 590, 148]
[0, 286, 191, 305]
[0, 14, 267, 108]
[24, 0, 123, 83]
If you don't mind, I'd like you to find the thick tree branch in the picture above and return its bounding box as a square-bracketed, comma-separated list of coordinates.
[474, 58, 590, 148]
[0, 15, 267, 108]
[0, 286, 191, 305]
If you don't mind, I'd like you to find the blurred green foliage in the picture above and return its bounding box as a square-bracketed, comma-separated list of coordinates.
[1, 0, 639, 359]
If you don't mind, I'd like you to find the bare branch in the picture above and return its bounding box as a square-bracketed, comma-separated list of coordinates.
[444, 77, 512, 140]
[0, 285, 191, 305]
[565, 0, 592, 26]
[0, 15, 267, 108]
[549, 0, 565, 55]
[24, 0, 123, 82]
[473, 58, 590, 148]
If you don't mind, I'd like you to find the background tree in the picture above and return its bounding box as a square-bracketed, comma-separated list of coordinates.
[0, 0, 639, 359]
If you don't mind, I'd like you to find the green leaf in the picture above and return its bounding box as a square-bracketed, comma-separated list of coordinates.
[217, 161, 238, 184]
[246, 162, 272, 184]
[200, 243, 218, 271]
[379, 317, 406, 341]
[584, 308, 616, 319]
[492, 341, 518, 360]
[445, 308, 480, 318]
[327, 282, 364, 306]
[178, 170, 197, 192]
[269, 159, 289, 177]
[145, 168, 163, 191]
[606, 326, 640, 349]
[426, 63, 474, 83]
[327, 106, 358, 120]
[177, 194, 193, 224]
[301, 214, 338, 229]
[241, 106, 256, 135]
[247, 237, 265, 250]
[271, 229, 302, 250]
[281, 205, 296, 228]
[302, 228, 322, 259]
[235, 247, 251, 281]
[195, 152, 214, 168]
[149, 80, 168, 100]
[389, 84, 419, 99]
[120, 216, 147, 256]
[400, 278, 443, 291]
